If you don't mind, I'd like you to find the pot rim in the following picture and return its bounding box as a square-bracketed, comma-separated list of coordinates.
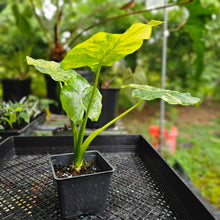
[50, 150, 115, 181]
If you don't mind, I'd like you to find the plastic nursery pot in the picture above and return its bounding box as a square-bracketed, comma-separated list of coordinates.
[50, 151, 114, 219]
[76, 70, 95, 83]
[44, 75, 63, 114]
[86, 88, 120, 129]
[1, 78, 31, 102]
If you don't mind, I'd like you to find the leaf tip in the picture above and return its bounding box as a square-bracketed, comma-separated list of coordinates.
[147, 20, 164, 26]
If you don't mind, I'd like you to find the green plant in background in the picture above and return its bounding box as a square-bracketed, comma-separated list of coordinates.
[0, 101, 28, 129]
[120, 108, 220, 210]
[98, 63, 124, 89]
[0, 1, 49, 80]
[173, 123, 220, 210]
[138, 0, 218, 99]
[0, 95, 54, 130]
[27, 21, 199, 171]
[120, 65, 148, 111]
[99, 63, 148, 110]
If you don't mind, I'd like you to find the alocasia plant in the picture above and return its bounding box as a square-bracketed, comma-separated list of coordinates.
[27, 20, 199, 171]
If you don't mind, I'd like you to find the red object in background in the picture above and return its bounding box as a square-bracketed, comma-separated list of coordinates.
[167, 126, 178, 154]
[149, 125, 178, 154]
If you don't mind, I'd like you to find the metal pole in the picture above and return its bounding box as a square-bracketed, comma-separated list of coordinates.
[159, 0, 168, 150]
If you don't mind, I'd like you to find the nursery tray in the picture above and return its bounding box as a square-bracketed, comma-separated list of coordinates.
[0, 112, 46, 142]
[0, 135, 215, 220]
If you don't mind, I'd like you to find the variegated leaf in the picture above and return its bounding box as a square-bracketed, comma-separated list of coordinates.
[60, 75, 102, 123]
[26, 56, 73, 82]
[122, 84, 200, 105]
[62, 20, 163, 72]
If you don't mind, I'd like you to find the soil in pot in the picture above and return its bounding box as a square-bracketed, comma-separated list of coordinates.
[54, 158, 102, 178]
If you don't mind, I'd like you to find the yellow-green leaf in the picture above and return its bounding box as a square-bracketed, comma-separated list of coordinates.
[62, 20, 163, 72]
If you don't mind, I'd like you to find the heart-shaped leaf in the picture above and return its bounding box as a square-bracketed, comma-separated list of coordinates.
[60, 75, 102, 123]
[26, 56, 73, 82]
[122, 84, 200, 105]
[62, 20, 163, 72]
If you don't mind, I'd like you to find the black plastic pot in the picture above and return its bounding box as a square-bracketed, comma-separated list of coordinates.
[0, 112, 46, 142]
[1, 78, 31, 102]
[50, 151, 114, 219]
[86, 88, 120, 129]
[76, 70, 95, 83]
[44, 75, 63, 114]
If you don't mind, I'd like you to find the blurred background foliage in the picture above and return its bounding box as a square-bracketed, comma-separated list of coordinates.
[0, 0, 219, 102]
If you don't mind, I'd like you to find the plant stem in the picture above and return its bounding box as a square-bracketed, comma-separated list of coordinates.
[73, 65, 102, 169]
[59, 81, 63, 89]
[70, 120, 79, 169]
[77, 99, 144, 163]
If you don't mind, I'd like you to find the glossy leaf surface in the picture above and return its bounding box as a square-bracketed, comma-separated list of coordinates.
[62, 20, 163, 72]
[26, 56, 73, 82]
[60, 75, 102, 123]
[123, 84, 200, 105]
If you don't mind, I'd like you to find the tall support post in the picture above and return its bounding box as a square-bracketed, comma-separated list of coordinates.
[159, 0, 168, 151]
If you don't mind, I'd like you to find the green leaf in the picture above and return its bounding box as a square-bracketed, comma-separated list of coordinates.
[122, 84, 200, 105]
[62, 20, 163, 72]
[183, 0, 217, 82]
[26, 56, 73, 82]
[82, 86, 102, 121]
[14, 107, 23, 112]
[1, 117, 11, 127]
[20, 112, 30, 123]
[9, 112, 17, 127]
[12, 3, 31, 37]
[0, 124, 4, 130]
[60, 74, 102, 123]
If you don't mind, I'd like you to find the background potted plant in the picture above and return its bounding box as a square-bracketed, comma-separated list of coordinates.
[27, 20, 199, 219]
[85, 65, 121, 129]
[0, 2, 49, 101]
[0, 95, 53, 142]
[86, 63, 149, 129]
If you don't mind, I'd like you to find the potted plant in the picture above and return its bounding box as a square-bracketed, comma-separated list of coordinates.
[0, 2, 49, 101]
[0, 44, 33, 101]
[0, 95, 53, 141]
[27, 21, 199, 219]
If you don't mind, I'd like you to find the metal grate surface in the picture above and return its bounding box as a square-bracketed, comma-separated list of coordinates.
[0, 153, 180, 220]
